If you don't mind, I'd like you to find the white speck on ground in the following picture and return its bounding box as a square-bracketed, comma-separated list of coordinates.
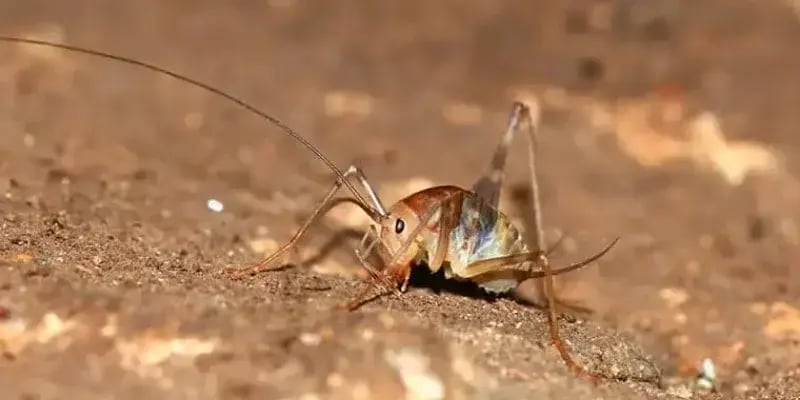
[207, 198, 224, 213]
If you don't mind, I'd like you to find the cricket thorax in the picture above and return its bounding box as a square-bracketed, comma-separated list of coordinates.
[397, 186, 530, 294]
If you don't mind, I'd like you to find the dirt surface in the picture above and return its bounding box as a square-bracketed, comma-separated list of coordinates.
[2, 1, 800, 399]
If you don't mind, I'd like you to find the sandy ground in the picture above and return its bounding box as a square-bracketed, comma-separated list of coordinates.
[2, 1, 800, 399]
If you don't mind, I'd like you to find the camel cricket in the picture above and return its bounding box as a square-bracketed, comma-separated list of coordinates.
[0, 35, 618, 381]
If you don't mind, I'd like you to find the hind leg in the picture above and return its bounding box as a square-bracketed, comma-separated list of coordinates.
[516, 234, 595, 315]
[471, 102, 527, 207]
[516, 99, 602, 382]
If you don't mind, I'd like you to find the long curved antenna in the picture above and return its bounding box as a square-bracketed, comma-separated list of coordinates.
[0, 35, 380, 219]
[526, 237, 619, 279]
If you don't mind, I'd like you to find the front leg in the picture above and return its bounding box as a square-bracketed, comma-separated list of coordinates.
[336, 261, 412, 311]
[341, 193, 461, 310]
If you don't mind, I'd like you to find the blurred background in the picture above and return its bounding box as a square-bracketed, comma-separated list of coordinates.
[1, 1, 800, 399]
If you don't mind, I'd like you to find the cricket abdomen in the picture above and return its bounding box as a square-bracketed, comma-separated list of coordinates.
[449, 191, 530, 294]
[400, 186, 530, 294]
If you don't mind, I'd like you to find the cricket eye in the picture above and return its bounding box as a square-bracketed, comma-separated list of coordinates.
[394, 218, 405, 234]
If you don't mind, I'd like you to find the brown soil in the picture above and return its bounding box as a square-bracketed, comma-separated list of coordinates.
[2, 1, 800, 399]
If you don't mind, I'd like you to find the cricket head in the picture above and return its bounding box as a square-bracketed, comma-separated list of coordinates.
[367, 201, 424, 269]
[357, 185, 463, 272]
[368, 185, 465, 269]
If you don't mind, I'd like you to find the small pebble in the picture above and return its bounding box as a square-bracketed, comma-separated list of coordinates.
[207, 199, 224, 213]
[697, 358, 716, 389]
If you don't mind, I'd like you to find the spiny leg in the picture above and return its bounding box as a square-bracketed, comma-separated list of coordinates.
[342, 192, 462, 310]
[337, 279, 388, 311]
[519, 99, 600, 382]
[334, 249, 408, 312]
[539, 252, 600, 382]
[458, 238, 618, 279]
[471, 102, 585, 313]
[279, 198, 401, 301]
[458, 239, 617, 382]
[335, 216, 434, 312]
[336, 247, 401, 311]
[427, 193, 460, 275]
[355, 226, 388, 283]
[225, 165, 386, 278]
[340, 227, 407, 310]
[357, 225, 400, 286]
[471, 102, 527, 208]
[523, 229, 596, 315]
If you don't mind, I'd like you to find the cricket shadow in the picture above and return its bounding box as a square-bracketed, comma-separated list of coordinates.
[406, 265, 503, 303]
